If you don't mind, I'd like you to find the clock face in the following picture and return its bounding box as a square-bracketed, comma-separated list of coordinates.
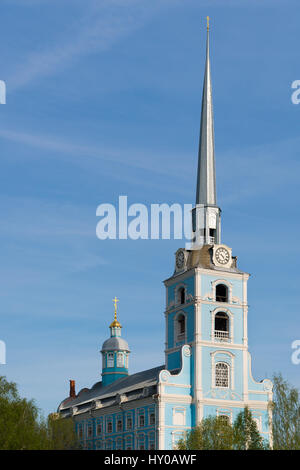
[176, 251, 185, 269]
[215, 247, 230, 265]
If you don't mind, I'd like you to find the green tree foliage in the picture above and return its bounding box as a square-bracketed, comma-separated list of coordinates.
[0, 376, 80, 450]
[177, 407, 266, 450]
[177, 416, 234, 450]
[271, 373, 300, 450]
[233, 406, 267, 450]
[48, 413, 81, 450]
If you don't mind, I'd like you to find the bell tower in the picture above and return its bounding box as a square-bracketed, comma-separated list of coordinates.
[163, 19, 272, 434]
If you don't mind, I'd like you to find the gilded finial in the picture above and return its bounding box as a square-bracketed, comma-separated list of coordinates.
[110, 296, 121, 328]
[207, 16, 210, 32]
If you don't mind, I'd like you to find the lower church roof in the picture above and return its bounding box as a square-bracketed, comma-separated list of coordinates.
[58, 365, 165, 414]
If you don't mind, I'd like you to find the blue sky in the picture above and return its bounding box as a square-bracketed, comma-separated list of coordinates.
[1, 0, 300, 416]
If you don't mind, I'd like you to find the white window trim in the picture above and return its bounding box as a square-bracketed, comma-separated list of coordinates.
[211, 279, 233, 304]
[175, 283, 187, 306]
[211, 307, 234, 344]
[216, 408, 233, 424]
[107, 352, 114, 368]
[171, 430, 185, 449]
[126, 412, 133, 430]
[211, 350, 235, 390]
[117, 352, 124, 368]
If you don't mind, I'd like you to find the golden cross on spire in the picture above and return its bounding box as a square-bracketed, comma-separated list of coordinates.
[207, 16, 210, 32]
[113, 296, 119, 320]
[110, 296, 121, 328]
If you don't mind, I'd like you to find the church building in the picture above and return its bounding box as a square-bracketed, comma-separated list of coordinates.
[57, 23, 273, 450]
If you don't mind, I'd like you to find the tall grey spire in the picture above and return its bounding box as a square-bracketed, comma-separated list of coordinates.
[196, 26, 216, 206]
[192, 20, 221, 248]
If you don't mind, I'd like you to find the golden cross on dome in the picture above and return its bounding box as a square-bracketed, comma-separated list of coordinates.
[110, 296, 121, 328]
[207, 16, 210, 31]
[113, 296, 119, 319]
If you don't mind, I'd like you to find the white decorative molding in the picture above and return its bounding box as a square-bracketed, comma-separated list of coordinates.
[211, 350, 235, 391]
[210, 307, 234, 344]
[172, 407, 186, 426]
[211, 278, 233, 303]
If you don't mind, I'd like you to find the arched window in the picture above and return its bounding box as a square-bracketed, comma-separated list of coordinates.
[216, 284, 228, 302]
[175, 314, 186, 343]
[178, 287, 185, 305]
[218, 414, 230, 425]
[215, 362, 229, 388]
[107, 352, 114, 368]
[178, 315, 185, 335]
[214, 312, 229, 341]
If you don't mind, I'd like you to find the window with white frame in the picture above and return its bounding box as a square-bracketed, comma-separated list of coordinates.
[126, 414, 133, 430]
[96, 422, 102, 435]
[117, 418, 122, 432]
[218, 414, 230, 424]
[117, 352, 124, 368]
[107, 420, 113, 433]
[172, 431, 185, 449]
[215, 284, 228, 302]
[215, 362, 229, 388]
[149, 412, 155, 425]
[139, 413, 145, 427]
[107, 352, 114, 368]
[87, 423, 93, 438]
[214, 312, 229, 341]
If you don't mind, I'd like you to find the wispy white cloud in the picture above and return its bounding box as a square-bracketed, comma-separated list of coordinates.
[7, 0, 165, 92]
[1, 125, 299, 205]
[0, 127, 192, 196]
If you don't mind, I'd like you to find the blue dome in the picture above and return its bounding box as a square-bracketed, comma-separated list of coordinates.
[101, 337, 130, 352]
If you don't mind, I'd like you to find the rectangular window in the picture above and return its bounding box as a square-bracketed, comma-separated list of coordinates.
[117, 419, 122, 432]
[149, 413, 155, 425]
[139, 415, 145, 427]
[116, 439, 123, 450]
[117, 352, 124, 368]
[126, 416, 132, 430]
[107, 421, 113, 433]
[107, 353, 114, 368]
[96, 423, 102, 435]
[87, 424, 93, 437]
